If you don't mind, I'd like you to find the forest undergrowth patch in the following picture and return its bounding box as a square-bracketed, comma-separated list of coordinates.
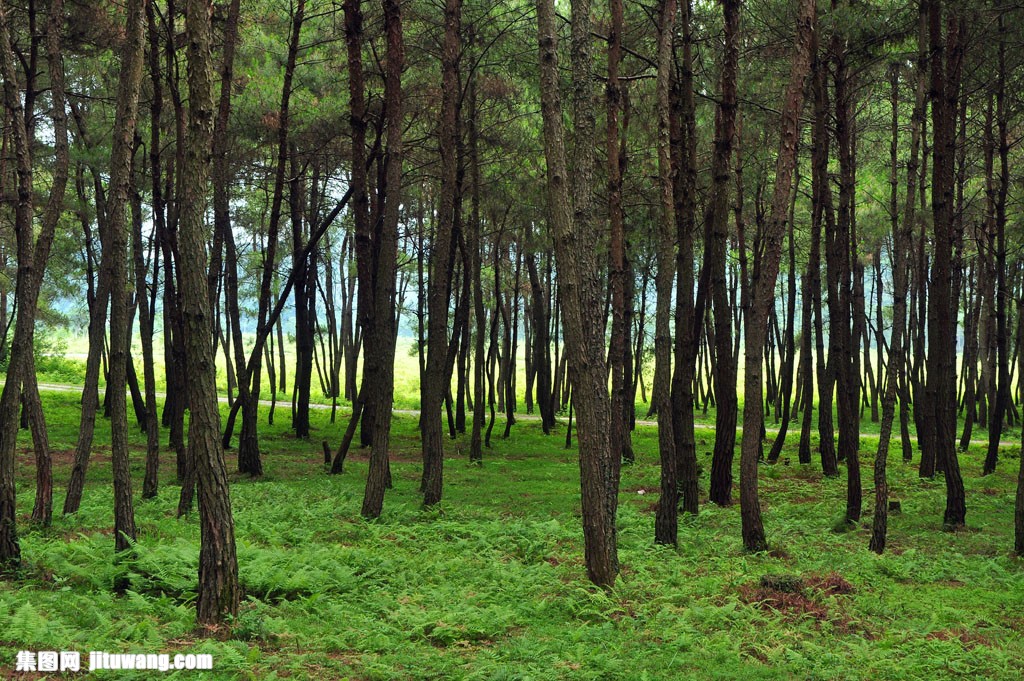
[0, 391, 1022, 679]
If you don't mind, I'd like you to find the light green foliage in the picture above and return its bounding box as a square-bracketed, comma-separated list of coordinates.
[0, 390, 1023, 679]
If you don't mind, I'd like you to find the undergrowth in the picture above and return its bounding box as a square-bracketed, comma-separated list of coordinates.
[0, 390, 1022, 679]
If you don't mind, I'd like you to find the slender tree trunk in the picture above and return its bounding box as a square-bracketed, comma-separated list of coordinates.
[653, 0, 678, 541]
[468, 62, 486, 464]
[662, 0, 701, 543]
[536, 0, 618, 587]
[797, 151, 818, 465]
[984, 19, 1008, 476]
[811, 39, 839, 478]
[767, 175, 799, 463]
[707, 0, 740, 506]
[926, 0, 965, 528]
[832, 19, 860, 521]
[871, 61, 913, 554]
[1016, 292, 1024, 554]
[182, 0, 240, 625]
[421, 0, 461, 507]
[0, 0, 69, 568]
[132, 176, 161, 499]
[527, 250, 554, 433]
[105, 0, 146, 556]
[226, 0, 304, 475]
[739, 0, 814, 552]
[607, 0, 630, 471]
[361, 0, 403, 520]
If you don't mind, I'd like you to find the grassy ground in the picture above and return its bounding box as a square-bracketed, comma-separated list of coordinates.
[0, 389, 1022, 679]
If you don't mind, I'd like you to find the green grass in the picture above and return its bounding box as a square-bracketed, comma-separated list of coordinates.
[1, 389, 1023, 679]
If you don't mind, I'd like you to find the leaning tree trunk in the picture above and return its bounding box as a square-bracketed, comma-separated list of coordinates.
[0, 0, 70, 569]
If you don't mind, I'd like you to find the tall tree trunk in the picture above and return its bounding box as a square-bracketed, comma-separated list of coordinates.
[0, 0, 70, 568]
[926, 0, 965, 528]
[291, 147, 315, 440]
[64, 168, 112, 513]
[536, 0, 618, 587]
[468, 58, 486, 464]
[832, 18, 860, 521]
[210, 0, 250, 475]
[607, 0, 630, 471]
[870, 61, 913, 554]
[421, 0, 461, 507]
[811, 39, 839, 478]
[653, 0, 678, 542]
[738, 0, 814, 552]
[106, 0, 147, 554]
[797, 136, 819, 465]
[182, 0, 240, 626]
[663, 0, 702, 543]
[360, 0, 403, 519]
[707, 0, 740, 506]
[984, 17, 1008, 476]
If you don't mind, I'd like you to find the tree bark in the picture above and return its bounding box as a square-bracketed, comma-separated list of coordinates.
[738, 0, 815, 552]
[360, 0, 403, 520]
[870, 61, 913, 554]
[421, 0, 461, 507]
[106, 0, 147, 554]
[926, 0, 966, 528]
[536, 0, 618, 587]
[182, 0, 240, 626]
[653, 0, 678, 543]
[707, 0, 740, 506]
[0, 0, 70, 568]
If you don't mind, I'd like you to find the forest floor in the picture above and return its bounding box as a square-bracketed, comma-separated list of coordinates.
[1, 389, 1023, 679]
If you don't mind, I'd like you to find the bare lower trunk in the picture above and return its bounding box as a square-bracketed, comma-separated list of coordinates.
[536, 0, 618, 587]
[183, 0, 239, 626]
[25, 371, 51, 526]
[739, 0, 814, 553]
[707, 0, 740, 507]
[360, 0, 403, 520]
